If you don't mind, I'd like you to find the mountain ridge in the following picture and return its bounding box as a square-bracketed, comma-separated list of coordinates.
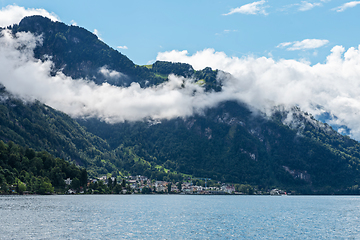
[1, 15, 360, 194]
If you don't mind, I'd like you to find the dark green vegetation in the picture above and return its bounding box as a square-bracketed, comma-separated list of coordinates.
[1, 15, 360, 194]
[0, 91, 183, 181]
[0, 91, 114, 177]
[79, 102, 360, 194]
[0, 140, 87, 194]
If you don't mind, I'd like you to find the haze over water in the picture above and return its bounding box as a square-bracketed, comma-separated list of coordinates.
[1, 195, 360, 239]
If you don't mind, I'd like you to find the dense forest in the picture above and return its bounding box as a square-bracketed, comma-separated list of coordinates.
[0, 140, 87, 194]
[79, 101, 360, 194]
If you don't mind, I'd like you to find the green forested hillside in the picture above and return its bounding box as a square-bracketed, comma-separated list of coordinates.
[2, 15, 360, 194]
[0, 90, 117, 177]
[9, 16, 222, 91]
[78, 101, 360, 194]
[0, 140, 87, 194]
[0, 90, 188, 182]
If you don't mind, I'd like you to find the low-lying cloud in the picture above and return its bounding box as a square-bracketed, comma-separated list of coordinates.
[157, 47, 360, 140]
[0, 29, 221, 123]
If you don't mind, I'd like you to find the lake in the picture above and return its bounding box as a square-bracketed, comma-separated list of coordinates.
[1, 195, 359, 239]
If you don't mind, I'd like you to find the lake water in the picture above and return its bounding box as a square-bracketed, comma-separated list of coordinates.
[1, 195, 360, 239]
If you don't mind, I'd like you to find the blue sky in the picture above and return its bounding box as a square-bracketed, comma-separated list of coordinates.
[1, 0, 359, 65]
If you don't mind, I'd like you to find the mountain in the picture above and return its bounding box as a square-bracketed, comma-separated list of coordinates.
[0, 90, 114, 176]
[78, 102, 360, 194]
[9, 15, 222, 91]
[2, 15, 360, 194]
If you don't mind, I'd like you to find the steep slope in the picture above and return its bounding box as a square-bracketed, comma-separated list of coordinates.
[9, 16, 222, 90]
[2, 16, 360, 194]
[0, 89, 117, 177]
[11, 15, 137, 85]
[78, 101, 360, 194]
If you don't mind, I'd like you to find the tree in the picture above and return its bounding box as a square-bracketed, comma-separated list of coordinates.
[121, 179, 126, 188]
[177, 181, 182, 192]
[70, 177, 80, 191]
[141, 187, 151, 194]
[79, 169, 87, 187]
[113, 178, 117, 188]
[167, 182, 172, 193]
[107, 177, 113, 190]
[113, 184, 122, 194]
[18, 181, 27, 194]
[35, 177, 54, 194]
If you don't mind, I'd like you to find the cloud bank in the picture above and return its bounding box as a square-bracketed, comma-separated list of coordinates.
[0, 29, 220, 123]
[0, 5, 59, 27]
[157, 47, 360, 140]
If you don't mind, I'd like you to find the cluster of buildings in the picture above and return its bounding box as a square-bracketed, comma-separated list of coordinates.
[65, 175, 240, 194]
[124, 175, 238, 194]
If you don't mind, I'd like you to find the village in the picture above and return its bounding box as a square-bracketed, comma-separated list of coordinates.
[63, 175, 267, 195]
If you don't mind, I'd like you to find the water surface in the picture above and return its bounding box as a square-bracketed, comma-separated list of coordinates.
[1, 195, 359, 239]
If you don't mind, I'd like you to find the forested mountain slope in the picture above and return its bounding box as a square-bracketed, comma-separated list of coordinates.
[9, 15, 222, 90]
[0, 90, 113, 176]
[79, 101, 360, 194]
[1, 15, 360, 194]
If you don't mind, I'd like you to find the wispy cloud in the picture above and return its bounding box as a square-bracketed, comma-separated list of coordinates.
[223, 0, 268, 16]
[332, 1, 360, 12]
[0, 5, 59, 27]
[298, 1, 322, 11]
[215, 30, 238, 36]
[117, 46, 128, 49]
[280, 1, 328, 12]
[70, 20, 77, 26]
[277, 39, 329, 51]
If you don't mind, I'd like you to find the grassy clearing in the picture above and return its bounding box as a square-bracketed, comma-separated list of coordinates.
[154, 73, 168, 79]
[140, 64, 153, 69]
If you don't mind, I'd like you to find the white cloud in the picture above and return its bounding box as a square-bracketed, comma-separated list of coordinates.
[117, 46, 128, 49]
[215, 29, 238, 36]
[93, 29, 103, 41]
[223, 0, 268, 16]
[0, 5, 59, 28]
[280, 1, 328, 12]
[157, 46, 360, 140]
[332, 1, 360, 12]
[99, 66, 123, 79]
[298, 1, 322, 11]
[98, 66, 128, 85]
[277, 39, 329, 51]
[0, 29, 214, 123]
[70, 20, 77, 26]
